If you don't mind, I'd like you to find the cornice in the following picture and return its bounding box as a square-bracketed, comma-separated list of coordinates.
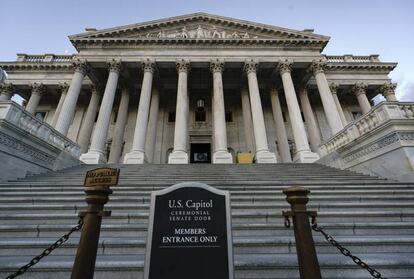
[326, 63, 397, 72]
[0, 63, 73, 71]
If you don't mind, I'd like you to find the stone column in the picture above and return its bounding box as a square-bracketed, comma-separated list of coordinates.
[297, 86, 322, 154]
[380, 82, 397, 101]
[310, 59, 344, 134]
[77, 86, 102, 154]
[80, 59, 121, 164]
[55, 59, 89, 136]
[168, 59, 190, 164]
[270, 88, 292, 162]
[277, 60, 319, 163]
[51, 82, 69, 127]
[124, 59, 156, 164]
[108, 86, 130, 164]
[240, 87, 255, 153]
[352, 82, 371, 114]
[144, 86, 160, 163]
[329, 82, 347, 125]
[210, 59, 232, 163]
[244, 60, 276, 163]
[0, 83, 14, 101]
[26, 83, 45, 114]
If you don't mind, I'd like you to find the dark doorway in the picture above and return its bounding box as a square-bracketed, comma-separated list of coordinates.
[190, 143, 211, 163]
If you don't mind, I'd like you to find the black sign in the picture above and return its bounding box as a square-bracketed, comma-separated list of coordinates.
[144, 182, 234, 279]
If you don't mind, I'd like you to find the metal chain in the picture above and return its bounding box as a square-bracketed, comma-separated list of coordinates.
[5, 217, 84, 279]
[311, 217, 386, 279]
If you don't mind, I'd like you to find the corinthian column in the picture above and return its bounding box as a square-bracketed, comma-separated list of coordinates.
[309, 59, 344, 134]
[210, 59, 232, 163]
[380, 82, 397, 101]
[55, 59, 89, 136]
[168, 59, 190, 164]
[51, 83, 69, 127]
[277, 60, 319, 163]
[26, 83, 45, 114]
[270, 88, 291, 162]
[352, 82, 371, 114]
[144, 86, 160, 163]
[0, 83, 14, 101]
[108, 86, 130, 164]
[244, 60, 276, 163]
[80, 59, 121, 164]
[297, 86, 322, 153]
[124, 59, 155, 164]
[77, 86, 102, 153]
[329, 82, 347, 125]
[240, 87, 255, 153]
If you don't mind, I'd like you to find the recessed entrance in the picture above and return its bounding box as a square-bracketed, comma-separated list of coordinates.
[190, 143, 211, 163]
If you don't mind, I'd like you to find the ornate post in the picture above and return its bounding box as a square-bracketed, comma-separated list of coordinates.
[309, 59, 344, 134]
[211, 59, 232, 163]
[168, 59, 190, 164]
[244, 59, 276, 163]
[0, 83, 14, 101]
[26, 83, 45, 114]
[51, 82, 69, 127]
[124, 59, 155, 164]
[329, 82, 347, 125]
[380, 82, 397, 102]
[352, 82, 370, 114]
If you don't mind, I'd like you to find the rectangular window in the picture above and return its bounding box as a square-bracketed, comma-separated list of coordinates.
[195, 110, 206, 122]
[225, 111, 233, 122]
[34, 111, 47, 121]
[168, 111, 176, 122]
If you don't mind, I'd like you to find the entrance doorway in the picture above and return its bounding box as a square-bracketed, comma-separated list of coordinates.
[190, 143, 211, 163]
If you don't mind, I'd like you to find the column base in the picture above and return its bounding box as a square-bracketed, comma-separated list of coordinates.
[79, 151, 107, 164]
[123, 151, 146, 164]
[168, 151, 188, 164]
[255, 150, 277, 163]
[213, 150, 233, 164]
[293, 150, 320, 163]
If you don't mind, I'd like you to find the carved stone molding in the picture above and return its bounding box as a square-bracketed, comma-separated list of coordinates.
[329, 82, 339, 94]
[210, 59, 225, 73]
[107, 59, 122, 73]
[58, 82, 69, 93]
[243, 59, 258, 74]
[277, 59, 292, 75]
[72, 58, 89, 75]
[30, 82, 45, 96]
[379, 82, 396, 97]
[142, 59, 156, 73]
[176, 59, 190, 73]
[309, 59, 327, 75]
[0, 83, 14, 95]
[352, 82, 368, 96]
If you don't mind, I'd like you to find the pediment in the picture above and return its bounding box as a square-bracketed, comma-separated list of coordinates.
[69, 13, 329, 48]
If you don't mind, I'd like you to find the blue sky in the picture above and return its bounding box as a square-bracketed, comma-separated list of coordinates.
[1, 0, 413, 100]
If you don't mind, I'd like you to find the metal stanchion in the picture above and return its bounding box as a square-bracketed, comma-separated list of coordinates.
[282, 186, 322, 279]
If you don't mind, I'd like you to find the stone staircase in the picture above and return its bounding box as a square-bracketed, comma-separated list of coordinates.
[0, 163, 413, 278]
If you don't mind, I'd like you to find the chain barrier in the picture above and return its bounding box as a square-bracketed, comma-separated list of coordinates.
[5, 217, 84, 279]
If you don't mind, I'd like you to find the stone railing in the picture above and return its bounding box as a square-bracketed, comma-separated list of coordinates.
[16, 54, 74, 63]
[0, 101, 80, 158]
[319, 101, 414, 157]
[325, 54, 380, 63]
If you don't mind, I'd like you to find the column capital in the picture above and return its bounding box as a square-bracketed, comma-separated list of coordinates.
[329, 82, 339, 94]
[0, 82, 14, 95]
[379, 82, 396, 97]
[142, 58, 156, 73]
[72, 58, 90, 75]
[107, 59, 122, 73]
[309, 59, 327, 75]
[352, 82, 368, 96]
[277, 59, 293, 74]
[243, 59, 258, 74]
[30, 82, 45, 95]
[176, 59, 190, 73]
[210, 59, 225, 73]
[58, 82, 69, 93]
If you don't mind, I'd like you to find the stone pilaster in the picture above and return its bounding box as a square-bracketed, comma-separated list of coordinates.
[124, 59, 156, 164]
[51, 82, 69, 127]
[26, 82, 45, 114]
[278, 60, 319, 163]
[244, 59, 276, 163]
[352, 82, 371, 114]
[55, 59, 89, 136]
[380, 82, 397, 102]
[210, 59, 232, 163]
[108, 86, 130, 164]
[269, 88, 292, 162]
[0, 83, 14, 101]
[329, 82, 347, 125]
[309, 59, 344, 134]
[80, 59, 121, 164]
[169, 59, 190, 164]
